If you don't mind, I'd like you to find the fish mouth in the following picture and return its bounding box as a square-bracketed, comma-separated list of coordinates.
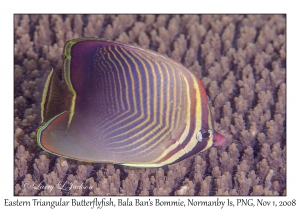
[213, 131, 226, 146]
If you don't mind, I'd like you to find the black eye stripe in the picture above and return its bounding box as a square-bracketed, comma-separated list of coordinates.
[196, 129, 212, 142]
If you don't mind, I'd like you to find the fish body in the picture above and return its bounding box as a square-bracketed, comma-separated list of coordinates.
[37, 38, 225, 167]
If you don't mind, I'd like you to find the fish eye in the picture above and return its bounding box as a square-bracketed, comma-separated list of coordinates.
[196, 129, 212, 142]
[202, 132, 210, 138]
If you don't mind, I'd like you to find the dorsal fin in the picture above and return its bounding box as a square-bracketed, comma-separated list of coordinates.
[40, 69, 72, 123]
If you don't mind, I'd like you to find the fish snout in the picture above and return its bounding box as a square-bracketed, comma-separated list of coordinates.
[213, 131, 226, 146]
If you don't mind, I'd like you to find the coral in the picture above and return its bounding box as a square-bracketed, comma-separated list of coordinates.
[17, 174, 39, 195]
[175, 178, 195, 195]
[121, 169, 139, 195]
[40, 171, 62, 195]
[14, 14, 286, 196]
[15, 145, 30, 181]
[54, 157, 69, 180]
[33, 155, 50, 182]
[89, 164, 121, 195]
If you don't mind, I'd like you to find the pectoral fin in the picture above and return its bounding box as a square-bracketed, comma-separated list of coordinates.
[162, 123, 187, 151]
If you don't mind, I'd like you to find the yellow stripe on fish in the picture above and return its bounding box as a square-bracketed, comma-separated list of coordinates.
[37, 38, 226, 167]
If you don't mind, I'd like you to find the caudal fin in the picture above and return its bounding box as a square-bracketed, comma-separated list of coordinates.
[40, 69, 72, 123]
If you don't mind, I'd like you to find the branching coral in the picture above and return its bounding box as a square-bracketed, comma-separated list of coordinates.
[14, 14, 286, 196]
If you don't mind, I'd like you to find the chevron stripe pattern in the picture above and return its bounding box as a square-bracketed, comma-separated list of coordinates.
[37, 38, 217, 167]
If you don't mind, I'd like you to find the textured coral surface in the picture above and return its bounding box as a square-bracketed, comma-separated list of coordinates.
[14, 14, 286, 196]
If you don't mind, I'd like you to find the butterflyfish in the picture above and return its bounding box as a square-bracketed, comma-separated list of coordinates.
[37, 38, 225, 167]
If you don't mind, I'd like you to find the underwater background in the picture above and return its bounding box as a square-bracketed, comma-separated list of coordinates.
[14, 14, 286, 195]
